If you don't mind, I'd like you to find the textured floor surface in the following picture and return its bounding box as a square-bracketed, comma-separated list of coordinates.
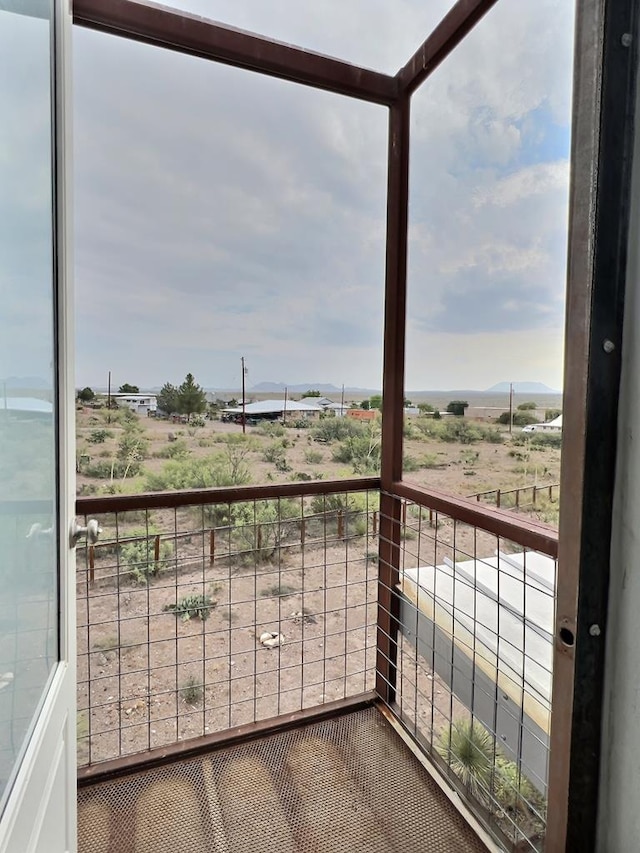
[78, 706, 488, 853]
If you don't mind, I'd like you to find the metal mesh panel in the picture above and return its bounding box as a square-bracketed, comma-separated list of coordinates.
[76, 488, 378, 766]
[78, 706, 488, 853]
[378, 494, 555, 851]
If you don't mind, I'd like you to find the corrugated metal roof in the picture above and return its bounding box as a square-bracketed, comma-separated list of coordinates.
[224, 399, 322, 415]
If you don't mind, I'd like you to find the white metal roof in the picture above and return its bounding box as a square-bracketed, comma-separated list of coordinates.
[401, 550, 556, 728]
[224, 399, 322, 415]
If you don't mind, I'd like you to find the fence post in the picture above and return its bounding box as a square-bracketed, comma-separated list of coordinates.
[209, 529, 215, 565]
[301, 518, 306, 547]
[515, 489, 520, 508]
[89, 545, 95, 586]
[372, 510, 378, 536]
[533, 486, 537, 505]
[337, 510, 344, 540]
[497, 490, 501, 508]
[154, 535, 160, 563]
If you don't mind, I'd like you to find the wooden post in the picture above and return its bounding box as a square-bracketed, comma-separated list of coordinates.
[89, 545, 95, 586]
[209, 529, 215, 565]
[301, 518, 306, 547]
[154, 535, 160, 563]
[257, 525, 262, 552]
[533, 486, 537, 505]
[497, 490, 501, 509]
[337, 510, 344, 540]
[515, 488, 520, 508]
[372, 511, 378, 536]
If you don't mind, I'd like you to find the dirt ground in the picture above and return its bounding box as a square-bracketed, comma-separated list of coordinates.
[75, 408, 561, 516]
[75, 407, 560, 765]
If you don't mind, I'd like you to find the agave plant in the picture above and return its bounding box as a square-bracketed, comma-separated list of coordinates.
[436, 719, 495, 801]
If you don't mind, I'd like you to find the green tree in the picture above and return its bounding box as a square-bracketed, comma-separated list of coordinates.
[360, 399, 370, 410]
[418, 402, 435, 414]
[517, 401, 537, 410]
[157, 382, 179, 415]
[433, 409, 441, 419]
[177, 373, 206, 421]
[303, 389, 321, 397]
[369, 394, 383, 410]
[118, 383, 139, 394]
[77, 387, 95, 403]
[545, 408, 562, 421]
[446, 400, 469, 417]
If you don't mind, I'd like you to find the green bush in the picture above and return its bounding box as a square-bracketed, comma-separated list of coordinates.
[545, 408, 562, 422]
[180, 675, 204, 704]
[84, 459, 139, 479]
[87, 429, 113, 444]
[304, 449, 323, 464]
[332, 426, 381, 474]
[436, 720, 494, 800]
[121, 536, 173, 584]
[497, 411, 539, 426]
[263, 441, 287, 464]
[312, 418, 364, 443]
[145, 452, 251, 491]
[258, 421, 285, 437]
[153, 438, 190, 459]
[517, 401, 537, 411]
[403, 454, 421, 472]
[440, 420, 484, 444]
[163, 594, 214, 621]
[232, 499, 300, 563]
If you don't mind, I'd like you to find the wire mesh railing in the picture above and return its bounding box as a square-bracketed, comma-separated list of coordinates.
[378, 489, 557, 853]
[76, 481, 379, 767]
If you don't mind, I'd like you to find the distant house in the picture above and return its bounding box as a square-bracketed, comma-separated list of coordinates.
[299, 397, 349, 418]
[522, 414, 562, 434]
[347, 408, 376, 422]
[112, 393, 157, 416]
[223, 399, 322, 423]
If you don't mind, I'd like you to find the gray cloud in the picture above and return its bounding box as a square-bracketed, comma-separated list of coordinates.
[73, 0, 574, 392]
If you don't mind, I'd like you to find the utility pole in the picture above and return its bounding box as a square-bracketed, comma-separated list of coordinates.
[283, 386, 288, 425]
[107, 370, 111, 424]
[509, 382, 514, 435]
[341, 383, 345, 417]
[241, 357, 246, 435]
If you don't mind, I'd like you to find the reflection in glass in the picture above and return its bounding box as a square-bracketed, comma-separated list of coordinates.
[0, 0, 58, 813]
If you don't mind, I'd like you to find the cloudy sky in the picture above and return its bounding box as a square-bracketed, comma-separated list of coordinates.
[72, 0, 574, 393]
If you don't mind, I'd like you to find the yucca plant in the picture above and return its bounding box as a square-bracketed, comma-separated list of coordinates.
[436, 720, 494, 801]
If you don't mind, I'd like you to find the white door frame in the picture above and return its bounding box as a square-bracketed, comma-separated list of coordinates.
[0, 0, 76, 850]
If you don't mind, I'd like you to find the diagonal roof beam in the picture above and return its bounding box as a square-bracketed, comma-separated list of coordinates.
[72, 0, 399, 105]
[396, 0, 499, 96]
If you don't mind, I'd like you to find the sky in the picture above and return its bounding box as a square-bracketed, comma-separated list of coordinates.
[70, 0, 574, 393]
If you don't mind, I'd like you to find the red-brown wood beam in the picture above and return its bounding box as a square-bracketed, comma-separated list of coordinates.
[72, 0, 399, 105]
[396, 0, 499, 96]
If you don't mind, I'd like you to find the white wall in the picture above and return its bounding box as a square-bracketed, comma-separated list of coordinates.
[597, 66, 640, 852]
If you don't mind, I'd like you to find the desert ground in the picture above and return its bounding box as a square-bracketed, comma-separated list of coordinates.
[75, 403, 560, 781]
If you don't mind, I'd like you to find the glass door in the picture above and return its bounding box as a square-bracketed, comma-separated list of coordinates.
[0, 1, 75, 850]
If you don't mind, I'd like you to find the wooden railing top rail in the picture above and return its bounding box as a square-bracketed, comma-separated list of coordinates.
[75, 475, 558, 558]
[75, 476, 380, 515]
[389, 480, 559, 559]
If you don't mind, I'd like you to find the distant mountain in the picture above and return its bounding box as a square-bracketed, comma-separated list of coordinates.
[2, 376, 50, 390]
[485, 381, 560, 394]
[251, 382, 343, 394]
